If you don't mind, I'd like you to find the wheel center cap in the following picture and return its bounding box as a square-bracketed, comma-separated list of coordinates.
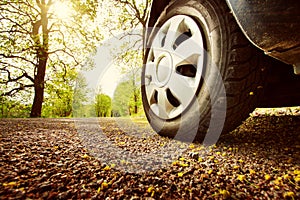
[156, 53, 172, 85]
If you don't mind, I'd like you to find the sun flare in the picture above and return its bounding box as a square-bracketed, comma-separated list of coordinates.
[51, 1, 74, 20]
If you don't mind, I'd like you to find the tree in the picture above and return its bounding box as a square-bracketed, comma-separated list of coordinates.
[0, 0, 100, 117]
[118, 50, 143, 115]
[97, 0, 150, 117]
[99, 0, 150, 58]
[113, 81, 132, 116]
[42, 67, 77, 117]
[95, 93, 112, 117]
[112, 76, 142, 117]
[113, 0, 150, 56]
[72, 73, 91, 118]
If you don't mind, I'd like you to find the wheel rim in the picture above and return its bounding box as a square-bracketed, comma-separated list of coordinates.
[144, 15, 205, 119]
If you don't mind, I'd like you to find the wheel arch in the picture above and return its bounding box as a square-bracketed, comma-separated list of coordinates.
[225, 0, 300, 67]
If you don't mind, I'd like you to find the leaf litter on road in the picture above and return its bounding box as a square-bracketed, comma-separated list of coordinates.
[0, 114, 299, 199]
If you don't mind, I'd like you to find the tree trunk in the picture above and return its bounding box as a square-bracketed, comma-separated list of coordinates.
[30, 59, 47, 117]
[134, 93, 138, 114]
[30, 1, 49, 117]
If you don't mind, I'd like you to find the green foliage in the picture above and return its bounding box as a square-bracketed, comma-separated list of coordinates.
[42, 66, 79, 118]
[0, 96, 31, 118]
[95, 94, 112, 117]
[112, 79, 142, 117]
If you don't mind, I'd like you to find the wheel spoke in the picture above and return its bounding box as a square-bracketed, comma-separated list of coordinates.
[173, 36, 203, 66]
[155, 89, 173, 118]
[145, 84, 156, 103]
[168, 73, 196, 108]
[151, 33, 166, 59]
[164, 18, 184, 49]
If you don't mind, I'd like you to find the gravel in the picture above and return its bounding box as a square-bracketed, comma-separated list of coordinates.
[0, 112, 299, 199]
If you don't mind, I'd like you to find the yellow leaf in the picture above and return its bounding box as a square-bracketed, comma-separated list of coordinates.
[179, 157, 185, 161]
[222, 152, 227, 157]
[208, 169, 213, 175]
[101, 181, 108, 189]
[81, 154, 89, 159]
[283, 174, 291, 180]
[233, 165, 240, 170]
[118, 142, 126, 145]
[198, 157, 203, 162]
[283, 191, 294, 198]
[97, 187, 101, 193]
[189, 144, 195, 149]
[110, 164, 116, 168]
[103, 166, 111, 171]
[238, 159, 244, 163]
[3, 182, 18, 187]
[172, 161, 179, 166]
[219, 189, 230, 198]
[265, 174, 271, 181]
[237, 175, 246, 182]
[249, 169, 256, 175]
[180, 163, 189, 167]
[216, 152, 221, 155]
[294, 170, 300, 175]
[273, 179, 281, 185]
[178, 172, 184, 177]
[151, 190, 155, 197]
[147, 186, 154, 193]
[294, 175, 300, 182]
[120, 160, 126, 164]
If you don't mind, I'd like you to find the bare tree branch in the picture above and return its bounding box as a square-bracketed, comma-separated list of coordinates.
[1, 85, 34, 97]
[0, 54, 36, 66]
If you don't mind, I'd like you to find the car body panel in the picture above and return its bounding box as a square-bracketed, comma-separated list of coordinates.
[148, 0, 300, 68]
[226, 0, 300, 68]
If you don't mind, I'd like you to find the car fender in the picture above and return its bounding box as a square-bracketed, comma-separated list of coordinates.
[225, 0, 300, 67]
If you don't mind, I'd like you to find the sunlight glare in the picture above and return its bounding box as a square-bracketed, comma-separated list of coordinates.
[52, 1, 73, 20]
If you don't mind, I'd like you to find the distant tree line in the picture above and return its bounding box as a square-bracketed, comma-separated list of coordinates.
[0, 0, 149, 118]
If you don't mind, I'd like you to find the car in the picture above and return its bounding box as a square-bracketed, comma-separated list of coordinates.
[141, 0, 300, 143]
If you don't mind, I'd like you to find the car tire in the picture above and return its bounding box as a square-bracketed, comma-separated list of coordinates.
[142, 0, 267, 143]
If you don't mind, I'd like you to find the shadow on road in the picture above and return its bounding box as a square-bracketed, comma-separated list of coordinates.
[218, 115, 300, 165]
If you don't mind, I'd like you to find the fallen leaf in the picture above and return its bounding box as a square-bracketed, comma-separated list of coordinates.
[265, 174, 271, 181]
[178, 172, 184, 177]
[237, 175, 246, 182]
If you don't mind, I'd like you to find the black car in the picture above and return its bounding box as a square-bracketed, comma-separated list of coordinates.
[141, 0, 300, 142]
